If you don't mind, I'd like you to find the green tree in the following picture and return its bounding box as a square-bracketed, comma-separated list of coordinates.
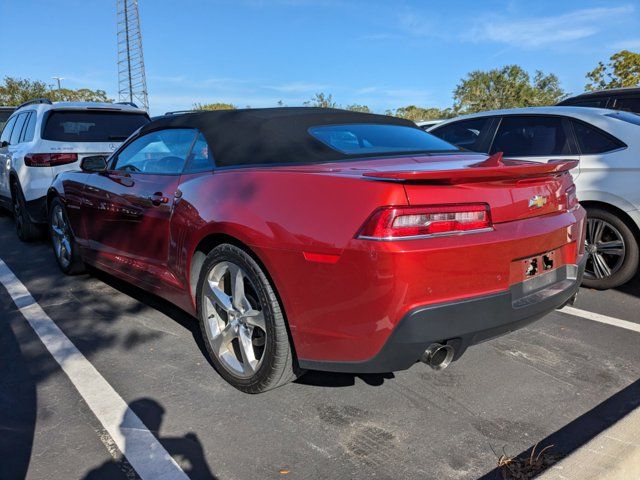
[585, 50, 640, 91]
[193, 102, 236, 110]
[393, 105, 454, 122]
[50, 88, 111, 102]
[0, 76, 113, 105]
[345, 104, 371, 113]
[304, 92, 337, 108]
[453, 65, 565, 114]
[0, 77, 49, 105]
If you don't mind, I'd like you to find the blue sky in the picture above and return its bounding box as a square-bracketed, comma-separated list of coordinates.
[2, 0, 639, 115]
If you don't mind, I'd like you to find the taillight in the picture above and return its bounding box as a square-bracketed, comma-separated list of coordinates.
[358, 204, 492, 240]
[24, 153, 78, 167]
[565, 186, 579, 211]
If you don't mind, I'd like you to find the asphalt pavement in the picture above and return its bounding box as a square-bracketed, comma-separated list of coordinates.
[1, 212, 639, 480]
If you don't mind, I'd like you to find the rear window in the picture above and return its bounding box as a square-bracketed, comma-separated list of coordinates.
[43, 111, 149, 142]
[308, 124, 458, 155]
[606, 111, 640, 127]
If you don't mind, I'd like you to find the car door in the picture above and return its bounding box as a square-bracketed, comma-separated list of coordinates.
[81, 128, 197, 288]
[0, 114, 18, 203]
[429, 116, 498, 153]
[489, 115, 580, 177]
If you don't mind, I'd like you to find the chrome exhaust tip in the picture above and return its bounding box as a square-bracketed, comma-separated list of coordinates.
[421, 343, 455, 371]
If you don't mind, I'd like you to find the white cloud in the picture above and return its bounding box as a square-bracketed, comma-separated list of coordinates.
[466, 6, 634, 49]
[612, 38, 640, 50]
[265, 81, 331, 93]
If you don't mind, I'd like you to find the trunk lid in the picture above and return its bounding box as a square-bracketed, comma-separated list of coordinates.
[358, 153, 576, 224]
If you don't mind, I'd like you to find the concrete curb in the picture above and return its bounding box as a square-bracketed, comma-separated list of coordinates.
[537, 405, 640, 479]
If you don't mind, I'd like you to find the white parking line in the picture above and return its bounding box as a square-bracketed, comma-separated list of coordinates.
[560, 306, 640, 334]
[0, 259, 189, 480]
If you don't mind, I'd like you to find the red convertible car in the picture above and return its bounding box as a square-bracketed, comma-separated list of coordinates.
[47, 108, 587, 393]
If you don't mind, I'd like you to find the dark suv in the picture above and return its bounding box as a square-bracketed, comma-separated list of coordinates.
[557, 87, 640, 114]
[0, 106, 16, 132]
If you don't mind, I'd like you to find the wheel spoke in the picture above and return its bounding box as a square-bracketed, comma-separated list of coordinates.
[592, 219, 605, 244]
[209, 321, 236, 356]
[238, 327, 257, 374]
[243, 309, 266, 332]
[228, 263, 251, 312]
[204, 280, 233, 312]
[597, 240, 624, 256]
[592, 253, 611, 279]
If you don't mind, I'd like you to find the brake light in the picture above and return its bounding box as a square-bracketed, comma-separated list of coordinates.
[358, 204, 492, 240]
[24, 153, 78, 167]
[565, 186, 579, 211]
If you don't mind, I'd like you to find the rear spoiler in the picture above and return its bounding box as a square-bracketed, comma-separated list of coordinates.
[362, 152, 578, 184]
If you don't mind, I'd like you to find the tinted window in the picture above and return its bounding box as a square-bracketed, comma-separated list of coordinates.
[113, 129, 196, 174]
[430, 118, 492, 152]
[185, 133, 213, 173]
[0, 110, 13, 133]
[567, 98, 607, 108]
[43, 111, 149, 142]
[10, 113, 28, 145]
[614, 97, 640, 114]
[21, 112, 37, 142]
[308, 124, 458, 155]
[572, 120, 625, 154]
[491, 116, 573, 156]
[0, 115, 17, 144]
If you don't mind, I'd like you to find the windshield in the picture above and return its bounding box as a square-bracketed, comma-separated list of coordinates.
[308, 124, 459, 156]
[43, 111, 149, 142]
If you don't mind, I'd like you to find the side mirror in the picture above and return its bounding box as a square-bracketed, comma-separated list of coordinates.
[80, 155, 108, 172]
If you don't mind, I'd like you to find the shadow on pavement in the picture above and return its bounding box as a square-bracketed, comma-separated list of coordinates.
[0, 312, 37, 480]
[295, 370, 395, 388]
[83, 398, 218, 480]
[478, 377, 640, 479]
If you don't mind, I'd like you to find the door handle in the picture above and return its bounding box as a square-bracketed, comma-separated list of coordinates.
[148, 192, 169, 206]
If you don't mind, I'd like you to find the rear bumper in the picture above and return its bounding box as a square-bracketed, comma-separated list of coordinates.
[299, 254, 586, 373]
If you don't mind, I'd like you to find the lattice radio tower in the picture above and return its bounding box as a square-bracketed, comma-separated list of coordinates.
[117, 0, 149, 111]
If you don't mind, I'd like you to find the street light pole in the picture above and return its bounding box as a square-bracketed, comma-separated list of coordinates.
[52, 77, 64, 90]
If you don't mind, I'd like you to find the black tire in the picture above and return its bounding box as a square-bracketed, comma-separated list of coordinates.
[48, 197, 85, 275]
[11, 180, 43, 242]
[582, 207, 639, 290]
[196, 244, 300, 393]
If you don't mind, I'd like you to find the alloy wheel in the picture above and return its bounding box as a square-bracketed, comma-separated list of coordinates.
[202, 261, 267, 378]
[584, 217, 626, 280]
[50, 205, 73, 269]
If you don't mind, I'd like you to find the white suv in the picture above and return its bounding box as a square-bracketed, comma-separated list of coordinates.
[0, 99, 149, 241]
[429, 106, 640, 289]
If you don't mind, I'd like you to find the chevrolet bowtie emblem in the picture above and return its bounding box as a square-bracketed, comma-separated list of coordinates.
[529, 195, 548, 209]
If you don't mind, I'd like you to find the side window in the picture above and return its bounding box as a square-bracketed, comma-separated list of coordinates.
[430, 118, 492, 152]
[569, 99, 606, 108]
[572, 120, 626, 155]
[184, 133, 214, 173]
[112, 128, 196, 174]
[614, 97, 640, 114]
[20, 112, 37, 143]
[491, 116, 573, 157]
[0, 116, 17, 144]
[9, 113, 28, 146]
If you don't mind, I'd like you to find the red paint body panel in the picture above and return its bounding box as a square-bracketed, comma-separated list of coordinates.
[50, 152, 586, 366]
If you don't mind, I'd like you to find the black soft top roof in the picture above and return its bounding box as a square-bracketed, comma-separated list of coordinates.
[140, 107, 418, 167]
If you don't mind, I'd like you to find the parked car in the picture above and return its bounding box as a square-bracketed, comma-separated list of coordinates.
[48, 108, 586, 393]
[0, 106, 16, 132]
[557, 87, 640, 114]
[0, 99, 150, 241]
[429, 106, 640, 289]
[416, 119, 445, 130]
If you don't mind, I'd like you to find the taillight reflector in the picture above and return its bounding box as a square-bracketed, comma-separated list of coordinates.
[358, 204, 492, 240]
[24, 153, 78, 167]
